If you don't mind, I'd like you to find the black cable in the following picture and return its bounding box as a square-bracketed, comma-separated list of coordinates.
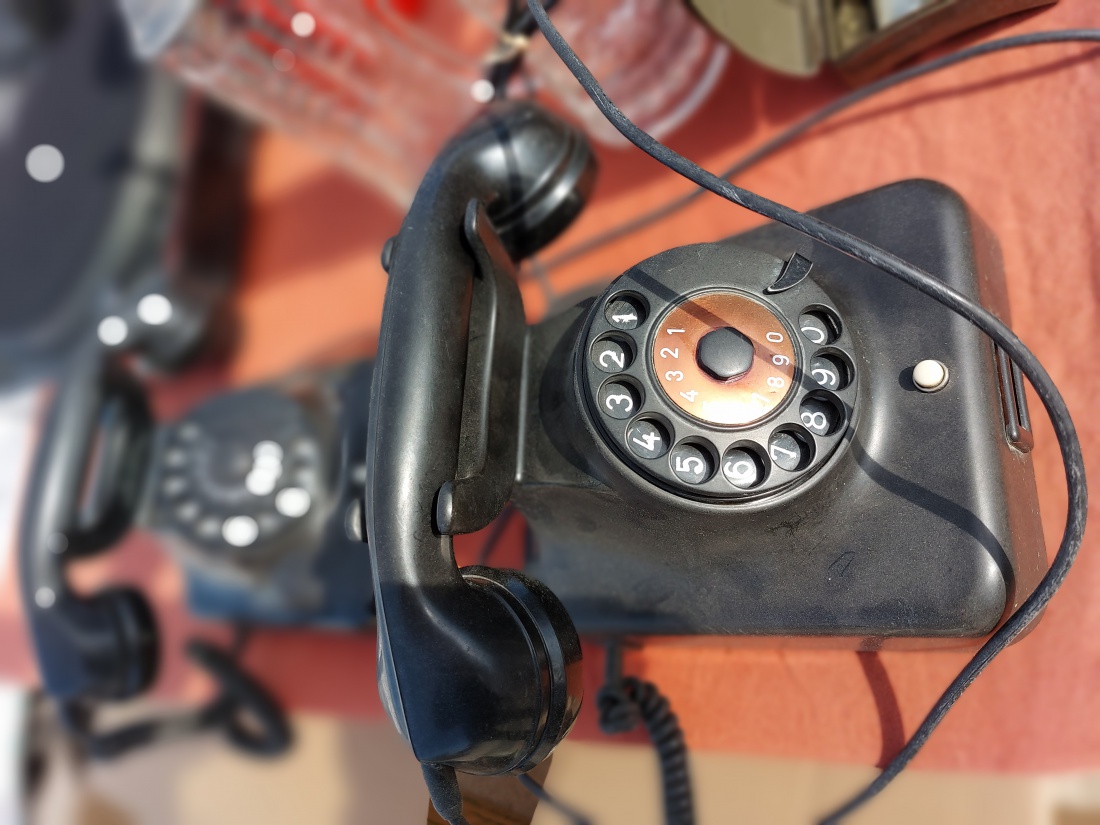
[526, 2, 1088, 822]
[186, 639, 292, 757]
[60, 635, 291, 760]
[535, 29, 1100, 274]
[422, 763, 470, 825]
[485, 0, 560, 99]
[518, 774, 593, 825]
[597, 642, 694, 825]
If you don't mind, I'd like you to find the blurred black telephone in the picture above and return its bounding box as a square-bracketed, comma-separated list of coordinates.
[17, 332, 373, 757]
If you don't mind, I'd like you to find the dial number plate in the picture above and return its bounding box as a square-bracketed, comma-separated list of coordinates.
[653, 292, 798, 427]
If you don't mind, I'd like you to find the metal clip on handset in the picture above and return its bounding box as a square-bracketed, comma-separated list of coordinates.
[364, 101, 595, 789]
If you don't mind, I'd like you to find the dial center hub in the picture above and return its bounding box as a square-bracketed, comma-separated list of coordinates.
[652, 291, 797, 427]
[696, 326, 755, 380]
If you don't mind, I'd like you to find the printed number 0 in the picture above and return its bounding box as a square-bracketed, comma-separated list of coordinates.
[801, 326, 826, 345]
[766, 331, 784, 343]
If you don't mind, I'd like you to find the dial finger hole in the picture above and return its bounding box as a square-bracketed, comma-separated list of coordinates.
[798, 308, 841, 346]
[799, 394, 844, 437]
[670, 440, 715, 485]
[626, 417, 670, 460]
[591, 334, 635, 374]
[598, 380, 642, 420]
[722, 445, 767, 490]
[175, 500, 201, 522]
[768, 429, 814, 472]
[808, 352, 851, 391]
[604, 293, 647, 330]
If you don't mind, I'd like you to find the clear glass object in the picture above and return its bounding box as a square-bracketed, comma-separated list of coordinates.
[119, 0, 728, 206]
[461, 0, 729, 145]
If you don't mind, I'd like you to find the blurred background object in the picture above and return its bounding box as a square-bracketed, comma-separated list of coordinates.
[15, 709, 1100, 825]
[0, 0, 247, 386]
[0, 683, 33, 825]
[114, 0, 728, 207]
[689, 0, 1061, 83]
[460, 0, 730, 146]
[147, 358, 375, 626]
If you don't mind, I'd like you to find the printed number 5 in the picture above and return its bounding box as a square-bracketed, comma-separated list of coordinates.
[675, 455, 705, 475]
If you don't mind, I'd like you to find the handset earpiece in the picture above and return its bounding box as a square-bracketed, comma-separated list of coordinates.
[365, 101, 594, 775]
[19, 347, 157, 701]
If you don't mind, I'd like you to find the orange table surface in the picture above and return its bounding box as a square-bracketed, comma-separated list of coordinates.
[1, 0, 1099, 775]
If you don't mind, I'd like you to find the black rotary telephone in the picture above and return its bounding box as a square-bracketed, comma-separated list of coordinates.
[364, 91, 1070, 822]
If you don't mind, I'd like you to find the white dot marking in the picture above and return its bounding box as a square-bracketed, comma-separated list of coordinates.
[222, 515, 260, 547]
[470, 79, 495, 103]
[275, 487, 311, 518]
[245, 469, 277, 496]
[26, 145, 64, 182]
[137, 293, 173, 326]
[35, 587, 56, 608]
[253, 441, 284, 462]
[290, 11, 316, 37]
[97, 316, 129, 346]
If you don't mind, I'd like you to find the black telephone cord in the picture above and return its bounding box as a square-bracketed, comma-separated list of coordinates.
[535, 29, 1100, 275]
[526, 1, 1089, 822]
[486, 0, 560, 98]
[60, 632, 290, 761]
[598, 643, 694, 825]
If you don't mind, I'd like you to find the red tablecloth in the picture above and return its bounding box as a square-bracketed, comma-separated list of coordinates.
[1, 0, 1097, 774]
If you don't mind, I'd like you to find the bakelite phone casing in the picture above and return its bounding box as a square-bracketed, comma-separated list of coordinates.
[513, 180, 1045, 646]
